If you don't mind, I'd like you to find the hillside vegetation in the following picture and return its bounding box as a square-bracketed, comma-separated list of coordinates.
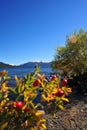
[0, 62, 14, 68]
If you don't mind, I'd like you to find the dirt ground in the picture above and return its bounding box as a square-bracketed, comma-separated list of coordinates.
[45, 92, 87, 130]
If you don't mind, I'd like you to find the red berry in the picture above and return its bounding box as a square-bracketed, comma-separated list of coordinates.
[15, 101, 23, 109]
[33, 79, 40, 87]
[24, 107, 30, 112]
[54, 88, 64, 97]
[51, 75, 57, 81]
[62, 79, 68, 86]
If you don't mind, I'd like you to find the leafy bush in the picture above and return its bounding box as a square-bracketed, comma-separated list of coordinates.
[51, 29, 87, 77]
[0, 66, 72, 130]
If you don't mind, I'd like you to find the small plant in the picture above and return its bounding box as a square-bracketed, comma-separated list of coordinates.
[0, 66, 72, 129]
[0, 69, 46, 130]
[40, 74, 72, 113]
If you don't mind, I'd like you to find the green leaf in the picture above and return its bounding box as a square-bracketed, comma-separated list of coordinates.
[29, 101, 35, 109]
[8, 87, 17, 95]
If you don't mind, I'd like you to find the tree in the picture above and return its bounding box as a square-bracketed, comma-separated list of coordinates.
[51, 29, 87, 76]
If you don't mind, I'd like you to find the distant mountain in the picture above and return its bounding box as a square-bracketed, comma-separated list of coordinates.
[19, 61, 51, 68]
[0, 61, 51, 68]
[0, 62, 15, 68]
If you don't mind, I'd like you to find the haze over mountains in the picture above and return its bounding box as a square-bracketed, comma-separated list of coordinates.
[0, 61, 51, 68]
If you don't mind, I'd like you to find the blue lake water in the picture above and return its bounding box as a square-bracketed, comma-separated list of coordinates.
[0, 67, 53, 78]
[0, 67, 54, 89]
[0, 67, 56, 101]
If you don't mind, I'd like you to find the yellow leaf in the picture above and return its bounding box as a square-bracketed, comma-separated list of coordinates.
[67, 88, 72, 92]
[52, 88, 58, 94]
[41, 124, 46, 129]
[42, 94, 47, 101]
[46, 94, 54, 102]
[62, 86, 66, 91]
[14, 75, 19, 82]
[58, 105, 64, 110]
[39, 119, 46, 123]
[61, 97, 69, 102]
[2, 83, 8, 92]
[35, 110, 45, 117]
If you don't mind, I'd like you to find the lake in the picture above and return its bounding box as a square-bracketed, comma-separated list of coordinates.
[0, 67, 53, 78]
[0, 67, 54, 87]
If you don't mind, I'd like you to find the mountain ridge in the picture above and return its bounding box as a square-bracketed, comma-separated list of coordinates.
[18, 61, 51, 68]
[0, 61, 51, 68]
[0, 62, 15, 68]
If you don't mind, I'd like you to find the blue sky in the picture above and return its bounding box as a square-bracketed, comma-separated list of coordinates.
[0, 0, 87, 65]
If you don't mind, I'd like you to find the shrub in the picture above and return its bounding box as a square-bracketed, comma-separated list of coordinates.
[0, 66, 72, 130]
[51, 29, 87, 77]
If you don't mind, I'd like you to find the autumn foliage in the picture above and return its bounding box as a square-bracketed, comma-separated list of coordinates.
[0, 66, 72, 130]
